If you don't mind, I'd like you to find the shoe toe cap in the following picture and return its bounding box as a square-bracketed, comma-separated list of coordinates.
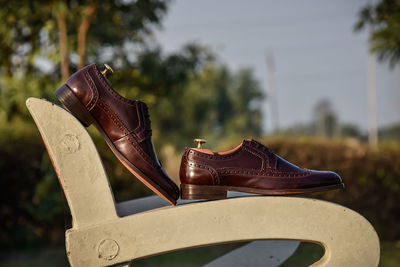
[310, 170, 343, 187]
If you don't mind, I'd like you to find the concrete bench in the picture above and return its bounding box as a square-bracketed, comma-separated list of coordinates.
[26, 97, 380, 267]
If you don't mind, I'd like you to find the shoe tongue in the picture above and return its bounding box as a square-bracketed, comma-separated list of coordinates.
[136, 101, 160, 166]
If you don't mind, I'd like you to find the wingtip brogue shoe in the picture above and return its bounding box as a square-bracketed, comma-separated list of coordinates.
[55, 64, 179, 205]
[180, 139, 344, 200]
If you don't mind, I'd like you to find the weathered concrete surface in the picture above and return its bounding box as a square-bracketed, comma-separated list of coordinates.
[117, 195, 300, 267]
[27, 98, 380, 267]
[26, 98, 118, 228]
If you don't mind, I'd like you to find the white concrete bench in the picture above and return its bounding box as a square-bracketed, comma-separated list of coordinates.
[26, 97, 380, 267]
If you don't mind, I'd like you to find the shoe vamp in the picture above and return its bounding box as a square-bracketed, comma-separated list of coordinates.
[275, 156, 304, 172]
[139, 138, 160, 167]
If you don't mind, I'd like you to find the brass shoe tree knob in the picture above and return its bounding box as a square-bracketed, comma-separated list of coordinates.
[101, 64, 114, 77]
[194, 138, 207, 148]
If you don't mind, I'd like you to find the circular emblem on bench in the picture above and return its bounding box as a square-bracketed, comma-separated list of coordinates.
[98, 239, 119, 260]
[60, 134, 80, 153]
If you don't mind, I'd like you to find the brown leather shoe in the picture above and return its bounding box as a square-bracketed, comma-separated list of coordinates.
[54, 64, 179, 205]
[180, 139, 344, 199]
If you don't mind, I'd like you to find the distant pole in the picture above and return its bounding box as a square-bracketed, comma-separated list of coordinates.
[266, 52, 279, 132]
[367, 26, 378, 145]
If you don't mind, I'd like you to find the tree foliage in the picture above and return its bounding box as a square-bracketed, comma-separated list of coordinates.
[0, 0, 169, 119]
[0, 0, 265, 248]
[355, 0, 400, 68]
[108, 45, 264, 148]
[0, 0, 264, 146]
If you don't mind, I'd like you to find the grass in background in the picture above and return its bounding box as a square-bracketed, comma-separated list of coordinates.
[0, 248, 69, 267]
[380, 241, 400, 267]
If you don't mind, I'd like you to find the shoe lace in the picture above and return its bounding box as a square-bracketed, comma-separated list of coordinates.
[141, 102, 152, 137]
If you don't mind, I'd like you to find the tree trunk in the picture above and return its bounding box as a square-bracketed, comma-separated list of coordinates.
[56, 11, 69, 81]
[78, 2, 97, 69]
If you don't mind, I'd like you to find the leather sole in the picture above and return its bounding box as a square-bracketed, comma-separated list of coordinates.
[180, 183, 345, 200]
[55, 84, 177, 205]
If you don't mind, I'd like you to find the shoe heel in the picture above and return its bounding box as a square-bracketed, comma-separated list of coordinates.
[181, 184, 227, 200]
[55, 84, 94, 127]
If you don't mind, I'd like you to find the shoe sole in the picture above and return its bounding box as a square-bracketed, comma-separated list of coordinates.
[55, 84, 177, 205]
[181, 183, 345, 200]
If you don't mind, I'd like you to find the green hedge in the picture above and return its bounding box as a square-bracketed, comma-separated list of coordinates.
[241, 137, 400, 240]
[0, 121, 154, 248]
[1, 123, 399, 248]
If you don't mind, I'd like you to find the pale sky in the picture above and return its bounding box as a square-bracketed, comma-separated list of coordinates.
[154, 0, 400, 133]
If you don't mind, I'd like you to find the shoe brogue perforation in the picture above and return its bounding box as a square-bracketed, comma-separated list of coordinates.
[218, 168, 263, 176]
[188, 147, 243, 160]
[138, 101, 152, 137]
[125, 136, 159, 169]
[56, 64, 179, 205]
[186, 160, 219, 185]
[243, 140, 278, 169]
[241, 146, 268, 171]
[83, 70, 98, 111]
[93, 65, 138, 107]
[185, 159, 220, 184]
[216, 167, 311, 177]
[96, 100, 130, 136]
[179, 139, 344, 200]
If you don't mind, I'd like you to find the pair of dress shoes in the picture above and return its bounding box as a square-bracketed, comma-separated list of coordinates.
[55, 64, 344, 205]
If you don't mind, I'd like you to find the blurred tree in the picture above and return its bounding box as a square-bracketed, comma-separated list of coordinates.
[272, 123, 315, 137]
[0, 0, 168, 76]
[0, 0, 265, 248]
[178, 65, 264, 147]
[313, 99, 339, 138]
[275, 99, 359, 139]
[355, 0, 400, 68]
[108, 46, 264, 149]
[341, 123, 365, 140]
[379, 123, 400, 141]
[0, 0, 169, 119]
[0, 0, 264, 145]
[227, 68, 264, 137]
